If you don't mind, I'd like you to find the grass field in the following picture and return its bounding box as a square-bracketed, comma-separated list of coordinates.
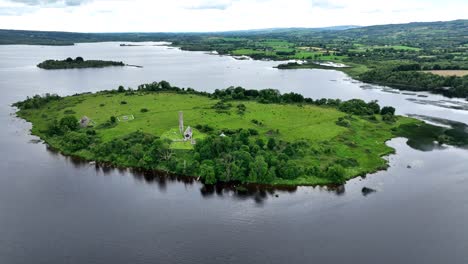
[424, 70, 468, 77]
[17, 91, 426, 185]
[21, 92, 348, 145]
[228, 39, 346, 62]
[350, 44, 421, 52]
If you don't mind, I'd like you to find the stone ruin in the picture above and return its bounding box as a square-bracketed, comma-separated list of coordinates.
[178, 111, 195, 144]
[80, 116, 90, 127]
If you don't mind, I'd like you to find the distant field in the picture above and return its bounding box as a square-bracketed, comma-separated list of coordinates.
[350, 44, 421, 52]
[424, 70, 468, 77]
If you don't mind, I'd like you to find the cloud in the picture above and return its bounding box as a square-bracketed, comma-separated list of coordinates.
[8, 0, 90, 6]
[0, 0, 466, 32]
[185, 0, 233, 10]
[0, 6, 37, 15]
[311, 0, 344, 9]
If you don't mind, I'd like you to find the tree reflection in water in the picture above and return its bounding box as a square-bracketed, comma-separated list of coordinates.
[47, 146, 346, 202]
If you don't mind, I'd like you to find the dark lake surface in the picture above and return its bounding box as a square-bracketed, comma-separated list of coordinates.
[0, 42, 467, 264]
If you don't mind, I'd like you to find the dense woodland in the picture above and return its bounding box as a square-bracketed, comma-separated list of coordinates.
[37, 57, 124, 69]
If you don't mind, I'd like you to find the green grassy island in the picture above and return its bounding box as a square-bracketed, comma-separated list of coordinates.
[14, 81, 468, 186]
[37, 57, 125, 69]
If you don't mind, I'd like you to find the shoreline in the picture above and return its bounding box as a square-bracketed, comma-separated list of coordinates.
[16, 85, 459, 187]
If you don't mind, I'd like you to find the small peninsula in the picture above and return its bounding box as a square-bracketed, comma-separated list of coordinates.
[37, 57, 125, 69]
[14, 81, 468, 186]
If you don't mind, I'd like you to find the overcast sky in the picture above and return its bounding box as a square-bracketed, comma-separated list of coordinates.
[0, 0, 466, 32]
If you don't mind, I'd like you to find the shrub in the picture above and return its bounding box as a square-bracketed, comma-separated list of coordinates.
[382, 113, 396, 123]
[336, 117, 350, 127]
[86, 129, 97, 136]
[325, 164, 346, 184]
[339, 99, 381, 116]
[62, 131, 91, 152]
[381, 106, 396, 116]
[213, 101, 232, 110]
[59, 116, 79, 132]
[194, 124, 214, 133]
[251, 119, 263, 126]
[63, 109, 76, 115]
[237, 103, 246, 114]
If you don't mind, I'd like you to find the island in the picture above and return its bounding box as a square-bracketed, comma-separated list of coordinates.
[14, 81, 468, 186]
[37, 57, 125, 69]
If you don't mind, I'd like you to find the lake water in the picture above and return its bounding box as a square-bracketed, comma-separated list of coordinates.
[0, 42, 467, 264]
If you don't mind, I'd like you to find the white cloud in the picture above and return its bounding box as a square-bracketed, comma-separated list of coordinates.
[0, 0, 466, 32]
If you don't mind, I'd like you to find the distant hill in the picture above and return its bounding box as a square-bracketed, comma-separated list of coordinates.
[0, 20, 466, 48]
[0, 30, 175, 45]
[323, 19, 468, 48]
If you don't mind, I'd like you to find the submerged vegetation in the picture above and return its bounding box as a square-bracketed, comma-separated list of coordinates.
[14, 81, 468, 186]
[37, 57, 125, 69]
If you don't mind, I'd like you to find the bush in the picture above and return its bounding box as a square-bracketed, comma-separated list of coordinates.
[325, 164, 346, 184]
[194, 124, 214, 133]
[62, 131, 91, 152]
[339, 99, 381, 116]
[381, 106, 396, 116]
[63, 109, 76, 115]
[213, 101, 232, 110]
[86, 129, 97, 136]
[336, 117, 350, 127]
[237, 103, 246, 114]
[382, 113, 396, 123]
[336, 158, 359, 168]
[59, 116, 79, 132]
[251, 119, 263, 126]
[248, 128, 259, 136]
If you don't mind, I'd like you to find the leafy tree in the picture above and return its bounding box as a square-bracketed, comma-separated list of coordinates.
[238, 129, 250, 145]
[248, 156, 268, 183]
[59, 116, 79, 131]
[382, 113, 396, 123]
[267, 138, 276, 150]
[159, 80, 171, 89]
[47, 120, 63, 136]
[255, 138, 265, 148]
[152, 139, 174, 161]
[62, 131, 91, 152]
[200, 160, 216, 184]
[367, 100, 381, 114]
[381, 106, 396, 115]
[325, 164, 346, 184]
[278, 161, 301, 179]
